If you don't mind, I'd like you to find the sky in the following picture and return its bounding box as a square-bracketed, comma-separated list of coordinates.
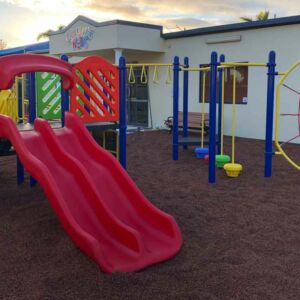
[1, 0, 300, 47]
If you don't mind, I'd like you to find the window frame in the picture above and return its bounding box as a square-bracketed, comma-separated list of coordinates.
[199, 63, 249, 105]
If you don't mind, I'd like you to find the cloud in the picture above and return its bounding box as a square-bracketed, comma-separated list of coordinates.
[87, 2, 142, 18]
[2, 0, 300, 46]
[84, 0, 247, 29]
[83, 0, 300, 28]
[1, 0, 86, 15]
[0, 1, 36, 46]
[163, 18, 211, 30]
[148, 18, 211, 32]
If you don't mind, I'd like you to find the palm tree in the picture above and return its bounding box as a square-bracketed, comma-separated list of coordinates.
[37, 25, 65, 41]
[0, 39, 7, 50]
[241, 11, 270, 22]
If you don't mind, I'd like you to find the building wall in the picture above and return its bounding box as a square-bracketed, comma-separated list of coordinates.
[50, 21, 163, 56]
[147, 24, 300, 144]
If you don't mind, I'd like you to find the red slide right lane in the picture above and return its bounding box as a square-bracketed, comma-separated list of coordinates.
[34, 112, 182, 272]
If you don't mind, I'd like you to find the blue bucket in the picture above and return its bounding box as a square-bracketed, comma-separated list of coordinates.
[195, 147, 209, 159]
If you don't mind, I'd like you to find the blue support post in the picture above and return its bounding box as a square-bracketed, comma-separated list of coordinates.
[29, 72, 36, 124]
[217, 54, 225, 154]
[17, 156, 24, 185]
[182, 57, 189, 150]
[28, 72, 37, 186]
[60, 54, 69, 127]
[265, 51, 277, 177]
[21, 72, 36, 186]
[119, 56, 127, 169]
[172, 56, 180, 160]
[208, 52, 218, 183]
[30, 176, 37, 187]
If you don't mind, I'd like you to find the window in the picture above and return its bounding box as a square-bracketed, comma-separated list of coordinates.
[199, 64, 248, 104]
[126, 67, 149, 126]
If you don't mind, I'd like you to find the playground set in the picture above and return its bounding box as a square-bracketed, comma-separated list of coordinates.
[0, 47, 299, 274]
[0, 61, 119, 159]
[0, 53, 183, 273]
[171, 51, 300, 183]
[124, 51, 299, 183]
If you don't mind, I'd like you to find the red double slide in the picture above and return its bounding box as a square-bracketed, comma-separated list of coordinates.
[0, 112, 182, 273]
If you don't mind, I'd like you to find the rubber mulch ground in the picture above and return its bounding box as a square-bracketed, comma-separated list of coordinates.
[0, 130, 300, 300]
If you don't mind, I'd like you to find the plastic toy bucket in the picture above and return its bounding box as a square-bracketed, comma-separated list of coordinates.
[195, 147, 209, 159]
[224, 163, 243, 177]
[216, 154, 231, 169]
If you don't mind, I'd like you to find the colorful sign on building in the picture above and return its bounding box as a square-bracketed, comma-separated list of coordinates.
[66, 26, 95, 50]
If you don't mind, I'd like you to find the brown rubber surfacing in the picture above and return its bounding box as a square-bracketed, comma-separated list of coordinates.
[0, 130, 300, 299]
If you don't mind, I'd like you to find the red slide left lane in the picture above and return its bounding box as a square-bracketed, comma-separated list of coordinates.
[0, 114, 182, 272]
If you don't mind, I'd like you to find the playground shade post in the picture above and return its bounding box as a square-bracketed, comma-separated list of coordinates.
[265, 51, 277, 177]
[60, 54, 69, 127]
[29, 72, 36, 124]
[208, 52, 218, 183]
[119, 56, 127, 169]
[172, 56, 180, 160]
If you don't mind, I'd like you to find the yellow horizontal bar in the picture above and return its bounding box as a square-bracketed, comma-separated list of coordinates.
[181, 67, 210, 72]
[181, 62, 266, 72]
[275, 151, 283, 155]
[220, 62, 267, 67]
[126, 63, 173, 67]
[278, 72, 286, 76]
[121, 62, 266, 69]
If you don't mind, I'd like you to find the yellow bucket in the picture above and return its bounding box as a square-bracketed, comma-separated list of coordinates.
[224, 163, 243, 178]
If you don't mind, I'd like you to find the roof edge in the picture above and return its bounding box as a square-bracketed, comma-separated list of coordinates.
[0, 41, 49, 56]
[163, 15, 300, 39]
[50, 15, 163, 36]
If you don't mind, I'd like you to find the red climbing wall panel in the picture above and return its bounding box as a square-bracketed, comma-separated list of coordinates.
[70, 56, 119, 123]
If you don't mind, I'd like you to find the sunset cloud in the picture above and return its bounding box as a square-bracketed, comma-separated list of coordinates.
[1, 0, 300, 46]
[87, 2, 142, 18]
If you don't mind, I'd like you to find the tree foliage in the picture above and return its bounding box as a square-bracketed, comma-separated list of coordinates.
[37, 25, 65, 41]
[241, 11, 270, 22]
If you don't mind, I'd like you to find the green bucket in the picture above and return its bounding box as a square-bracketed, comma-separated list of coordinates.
[216, 154, 231, 169]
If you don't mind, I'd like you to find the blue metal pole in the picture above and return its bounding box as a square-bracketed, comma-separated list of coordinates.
[119, 56, 127, 169]
[217, 54, 225, 154]
[26, 72, 37, 186]
[172, 56, 180, 160]
[17, 156, 24, 185]
[265, 51, 276, 177]
[182, 57, 189, 150]
[208, 52, 218, 183]
[29, 72, 36, 124]
[60, 54, 69, 127]
[30, 176, 37, 187]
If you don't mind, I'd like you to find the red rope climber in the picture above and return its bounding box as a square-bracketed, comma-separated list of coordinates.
[279, 84, 300, 146]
